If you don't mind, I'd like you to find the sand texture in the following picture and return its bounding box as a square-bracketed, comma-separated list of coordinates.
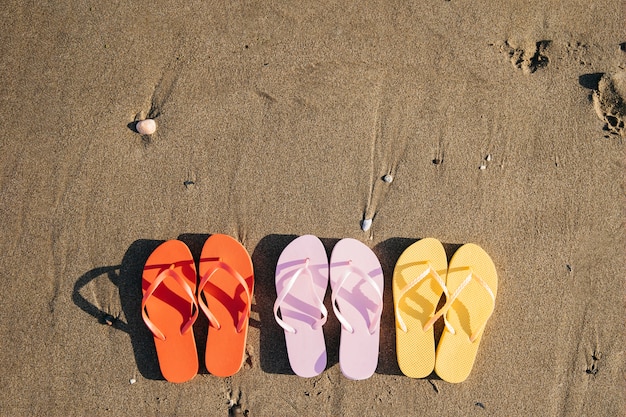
[0, 1, 624, 416]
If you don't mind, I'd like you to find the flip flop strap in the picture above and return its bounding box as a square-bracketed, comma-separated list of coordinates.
[273, 258, 328, 334]
[426, 268, 495, 342]
[198, 260, 252, 333]
[141, 265, 198, 341]
[395, 263, 452, 333]
[332, 261, 383, 335]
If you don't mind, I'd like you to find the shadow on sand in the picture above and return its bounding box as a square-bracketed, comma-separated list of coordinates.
[73, 239, 165, 380]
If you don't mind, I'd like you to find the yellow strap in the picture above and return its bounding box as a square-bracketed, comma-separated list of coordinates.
[426, 267, 495, 342]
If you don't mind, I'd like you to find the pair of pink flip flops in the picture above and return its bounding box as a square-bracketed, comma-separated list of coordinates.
[273, 235, 384, 380]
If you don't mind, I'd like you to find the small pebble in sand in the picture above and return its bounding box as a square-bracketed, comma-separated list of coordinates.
[229, 405, 245, 416]
[486, 154, 492, 161]
[361, 218, 372, 231]
[129, 378, 136, 384]
[136, 119, 156, 135]
[479, 164, 487, 170]
[383, 174, 393, 183]
[103, 314, 115, 326]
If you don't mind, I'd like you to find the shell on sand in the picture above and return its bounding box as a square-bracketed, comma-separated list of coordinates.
[136, 119, 157, 135]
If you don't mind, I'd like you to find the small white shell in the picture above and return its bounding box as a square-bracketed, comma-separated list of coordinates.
[383, 174, 393, 183]
[361, 218, 372, 231]
[486, 154, 492, 161]
[136, 119, 156, 135]
[129, 378, 137, 384]
[479, 164, 487, 170]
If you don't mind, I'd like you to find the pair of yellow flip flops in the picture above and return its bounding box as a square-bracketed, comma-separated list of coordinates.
[392, 238, 497, 383]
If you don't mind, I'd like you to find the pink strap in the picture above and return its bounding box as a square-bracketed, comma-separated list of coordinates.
[141, 265, 198, 341]
[198, 260, 252, 333]
[332, 261, 383, 335]
[273, 258, 328, 334]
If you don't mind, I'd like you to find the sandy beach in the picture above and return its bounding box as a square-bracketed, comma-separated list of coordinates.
[0, 1, 624, 416]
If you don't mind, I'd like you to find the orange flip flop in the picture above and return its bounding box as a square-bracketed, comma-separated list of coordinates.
[142, 240, 199, 383]
[198, 234, 254, 377]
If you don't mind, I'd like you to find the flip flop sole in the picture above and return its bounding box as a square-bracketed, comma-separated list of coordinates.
[435, 243, 497, 383]
[392, 238, 447, 378]
[275, 235, 329, 378]
[199, 234, 254, 377]
[142, 240, 198, 383]
[330, 238, 384, 380]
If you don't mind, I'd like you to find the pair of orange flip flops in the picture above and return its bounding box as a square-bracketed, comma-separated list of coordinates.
[393, 238, 497, 383]
[141, 234, 254, 383]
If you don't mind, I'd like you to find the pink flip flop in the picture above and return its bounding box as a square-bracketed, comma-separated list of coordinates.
[330, 238, 384, 380]
[274, 235, 329, 377]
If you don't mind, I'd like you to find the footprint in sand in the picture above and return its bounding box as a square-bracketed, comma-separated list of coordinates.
[496, 40, 551, 74]
[592, 71, 626, 137]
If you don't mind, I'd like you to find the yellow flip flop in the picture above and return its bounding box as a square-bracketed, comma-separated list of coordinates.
[392, 238, 449, 378]
[431, 243, 497, 383]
